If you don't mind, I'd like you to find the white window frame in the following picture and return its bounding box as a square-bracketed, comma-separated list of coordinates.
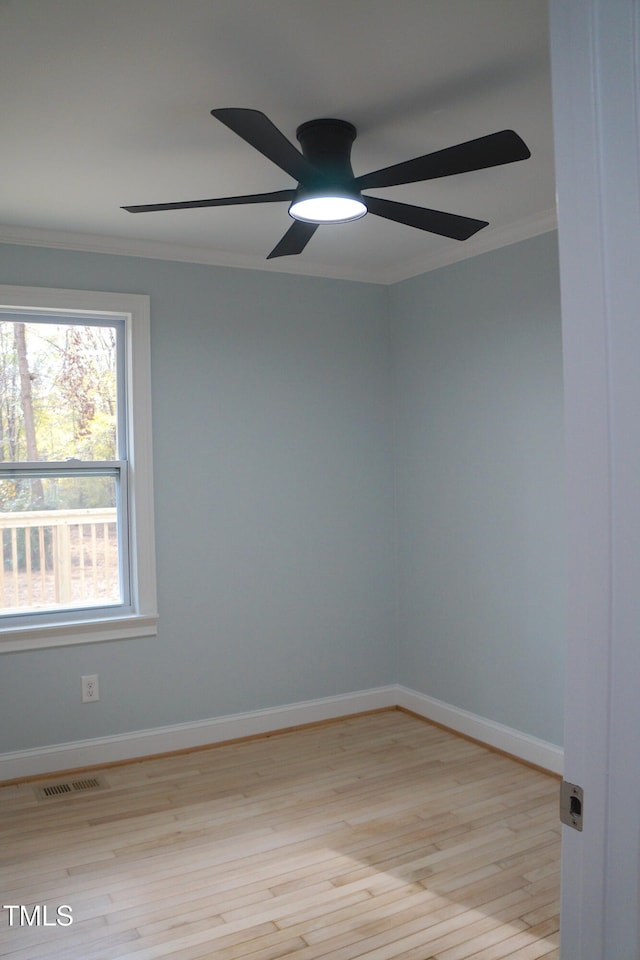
[0, 285, 158, 652]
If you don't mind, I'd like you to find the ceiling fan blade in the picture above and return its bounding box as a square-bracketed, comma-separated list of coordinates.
[356, 130, 530, 190]
[122, 189, 295, 214]
[267, 220, 319, 259]
[212, 108, 318, 184]
[364, 195, 488, 241]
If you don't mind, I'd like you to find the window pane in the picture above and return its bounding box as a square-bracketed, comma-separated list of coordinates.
[0, 321, 117, 462]
[0, 475, 122, 615]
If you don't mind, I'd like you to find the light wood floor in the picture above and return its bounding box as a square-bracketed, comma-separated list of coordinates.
[0, 709, 561, 960]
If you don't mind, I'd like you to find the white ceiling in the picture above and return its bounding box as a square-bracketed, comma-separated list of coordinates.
[0, 0, 555, 284]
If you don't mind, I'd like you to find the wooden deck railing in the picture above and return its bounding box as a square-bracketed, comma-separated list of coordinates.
[0, 508, 119, 612]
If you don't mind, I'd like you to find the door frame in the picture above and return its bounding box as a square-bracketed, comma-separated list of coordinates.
[550, 1, 640, 956]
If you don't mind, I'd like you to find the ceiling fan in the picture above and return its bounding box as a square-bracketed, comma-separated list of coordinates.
[122, 108, 531, 259]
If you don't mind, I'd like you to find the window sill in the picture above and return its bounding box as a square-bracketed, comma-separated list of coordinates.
[0, 613, 158, 652]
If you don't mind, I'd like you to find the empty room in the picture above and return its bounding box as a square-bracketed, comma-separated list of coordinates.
[1, 2, 639, 959]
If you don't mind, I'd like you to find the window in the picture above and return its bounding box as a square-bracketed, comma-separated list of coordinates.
[0, 286, 157, 651]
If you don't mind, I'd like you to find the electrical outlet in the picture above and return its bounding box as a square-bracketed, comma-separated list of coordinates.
[81, 674, 100, 703]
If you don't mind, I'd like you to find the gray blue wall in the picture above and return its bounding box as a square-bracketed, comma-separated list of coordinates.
[0, 245, 395, 751]
[0, 230, 565, 753]
[391, 233, 565, 744]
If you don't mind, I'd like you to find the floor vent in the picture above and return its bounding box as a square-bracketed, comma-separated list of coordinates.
[34, 775, 108, 801]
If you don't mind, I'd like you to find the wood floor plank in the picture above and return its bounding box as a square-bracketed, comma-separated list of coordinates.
[0, 710, 561, 960]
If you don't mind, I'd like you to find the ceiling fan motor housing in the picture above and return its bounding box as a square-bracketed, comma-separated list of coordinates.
[296, 118, 357, 181]
[291, 118, 366, 220]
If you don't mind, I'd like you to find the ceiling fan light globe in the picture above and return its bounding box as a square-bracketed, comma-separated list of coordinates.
[289, 195, 367, 224]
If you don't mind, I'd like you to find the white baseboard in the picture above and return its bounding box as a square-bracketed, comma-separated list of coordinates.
[395, 685, 564, 776]
[0, 686, 398, 782]
[0, 683, 563, 782]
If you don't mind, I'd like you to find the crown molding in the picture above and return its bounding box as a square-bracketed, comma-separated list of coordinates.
[0, 208, 557, 286]
[0, 224, 379, 284]
[379, 206, 558, 283]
